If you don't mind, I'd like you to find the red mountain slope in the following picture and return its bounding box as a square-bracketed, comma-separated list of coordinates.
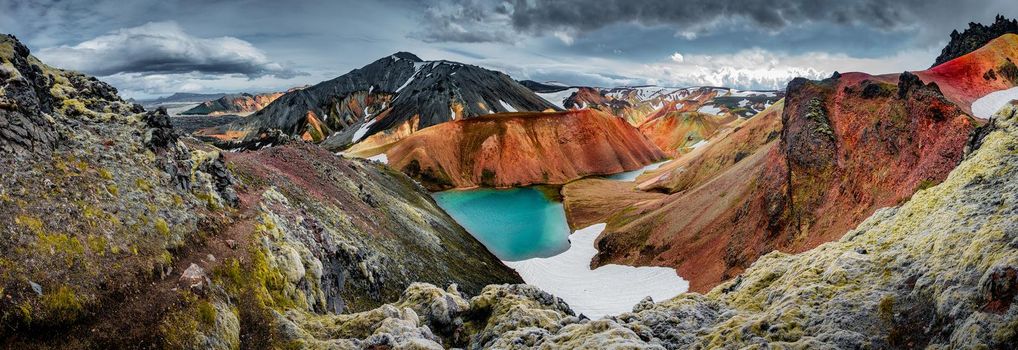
[383, 109, 667, 190]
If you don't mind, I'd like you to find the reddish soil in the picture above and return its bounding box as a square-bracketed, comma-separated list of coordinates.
[385, 109, 667, 190]
[588, 66, 981, 292]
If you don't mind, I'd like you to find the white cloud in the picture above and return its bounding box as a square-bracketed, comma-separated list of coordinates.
[553, 31, 575, 45]
[670, 52, 684, 63]
[36, 21, 302, 78]
[629, 47, 939, 90]
[100, 71, 321, 100]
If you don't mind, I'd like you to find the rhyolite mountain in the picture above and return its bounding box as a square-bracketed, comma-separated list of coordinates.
[528, 84, 781, 155]
[563, 33, 1018, 293]
[197, 52, 559, 150]
[530, 85, 782, 124]
[383, 109, 667, 190]
[0, 34, 519, 348]
[180, 91, 287, 116]
[933, 14, 1018, 67]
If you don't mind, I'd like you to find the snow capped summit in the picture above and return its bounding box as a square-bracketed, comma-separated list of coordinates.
[198, 52, 559, 150]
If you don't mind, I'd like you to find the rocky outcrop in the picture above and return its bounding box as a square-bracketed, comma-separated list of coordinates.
[225, 106, 1018, 347]
[0, 34, 519, 348]
[224, 143, 521, 313]
[572, 66, 975, 292]
[181, 91, 286, 116]
[0, 33, 241, 346]
[918, 33, 1018, 114]
[383, 109, 667, 190]
[933, 15, 1018, 67]
[564, 31, 1018, 291]
[197, 52, 558, 150]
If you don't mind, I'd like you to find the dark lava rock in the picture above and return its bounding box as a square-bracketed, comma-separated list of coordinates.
[143, 107, 178, 150]
[0, 35, 58, 157]
[933, 15, 1018, 67]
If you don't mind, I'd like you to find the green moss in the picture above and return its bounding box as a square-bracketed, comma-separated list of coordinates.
[196, 191, 222, 210]
[86, 235, 107, 256]
[197, 301, 218, 326]
[155, 218, 171, 237]
[878, 295, 895, 322]
[98, 168, 113, 180]
[36, 232, 85, 264]
[135, 178, 153, 192]
[42, 285, 84, 322]
[160, 307, 201, 349]
[916, 179, 938, 191]
[16, 214, 44, 234]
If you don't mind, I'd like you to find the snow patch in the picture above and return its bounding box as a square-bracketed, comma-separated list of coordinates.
[972, 87, 1018, 119]
[352, 118, 376, 141]
[504, 223, 688, 319]
[537, 88, 578, 109]
[367, 153, 388, 164]
[690, 139, 709, 150]
[697, 104, 723, 115]
[605, 161, 668, 181]
[499, 100, 518, 112]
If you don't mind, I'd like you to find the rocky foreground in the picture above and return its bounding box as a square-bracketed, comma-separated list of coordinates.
[0, 34, 520, 348]
[262, 102, 1018, 349]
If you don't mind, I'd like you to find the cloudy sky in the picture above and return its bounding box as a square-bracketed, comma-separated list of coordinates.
[1, 0, 1015, 99]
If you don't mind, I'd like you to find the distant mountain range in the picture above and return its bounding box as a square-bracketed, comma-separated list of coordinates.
[138, 92, 230, 106]
[180, 91, 287, 116]
[197, 52, 559, 150]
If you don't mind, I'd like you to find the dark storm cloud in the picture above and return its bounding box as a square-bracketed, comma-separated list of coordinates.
[36, 21, 304, 78]
[414, 0, 1014, 46]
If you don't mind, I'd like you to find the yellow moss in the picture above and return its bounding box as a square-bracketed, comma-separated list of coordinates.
[42, 285, 83, 322]
[155, 218, 171, 237]
[98, 168, 113, 180]
[16, 215, 44, 234]
[60, 99, 96, 118]
[86, 235, 107, 256]
[159, 250, 173, 265]
[18, 302, 33, 323]
[160, 307, 201, 349]
[36, 232, 85, 264]
[196, 192, 222, 211]
[107, 184, 119, 196]
[197, 301, 218, 326]
[136, 178, 153, 192]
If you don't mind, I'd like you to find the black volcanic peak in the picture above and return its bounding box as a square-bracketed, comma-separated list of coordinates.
[390, 51, 423, 62]
[519, 80, 572, 93]
[205, 52, 559, 148]
[933, 14, 1018, 67]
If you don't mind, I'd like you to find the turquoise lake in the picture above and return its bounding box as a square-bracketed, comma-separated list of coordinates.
[432, 187, 571, 261]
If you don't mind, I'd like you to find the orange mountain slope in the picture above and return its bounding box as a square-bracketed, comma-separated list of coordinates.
[569, 65, 981, 292]
[916, 33, 1018, 114]
[637, 106, 739, 156]
[383, 109, 667, 190]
